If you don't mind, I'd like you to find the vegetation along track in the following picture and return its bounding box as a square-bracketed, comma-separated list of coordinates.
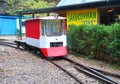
[48, 57, 119, 84]
[0, 41, 120, 84]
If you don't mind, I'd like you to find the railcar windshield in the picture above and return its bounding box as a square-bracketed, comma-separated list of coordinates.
[41, 19, 65, 36]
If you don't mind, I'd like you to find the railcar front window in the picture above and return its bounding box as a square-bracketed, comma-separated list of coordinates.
[44, 20, 65, 36]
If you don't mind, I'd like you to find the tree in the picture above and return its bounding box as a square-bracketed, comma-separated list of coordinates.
[45, 0, 60, 4]
[5, 0, 25, 14]
[4, 0, 56, 15]
[22, 0, 55, 10]
[0, 0, 7, 14]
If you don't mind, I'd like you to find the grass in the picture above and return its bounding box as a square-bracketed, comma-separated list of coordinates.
[69, 50, 120, 70]
[85, 55, 94, 60]
[68, 50, 85, 58]
[111, 64, 120, 70]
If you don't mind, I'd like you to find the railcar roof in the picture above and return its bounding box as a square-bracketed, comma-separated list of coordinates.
[26, 16, 66, 21]
[39, 16, 66, 20]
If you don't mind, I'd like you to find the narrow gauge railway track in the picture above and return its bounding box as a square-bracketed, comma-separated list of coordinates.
[0, 41, 120, 84]
[63, 57, 120, 84]
[0, 41, 17, 48]
[47, 58, 85, 84]
[0, 41, 16, 45]
[90, 67, 120, 79]
[48, 57, 119, 84]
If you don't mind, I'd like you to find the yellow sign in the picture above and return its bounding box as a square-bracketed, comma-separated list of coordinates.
[67, 8, 98, 26]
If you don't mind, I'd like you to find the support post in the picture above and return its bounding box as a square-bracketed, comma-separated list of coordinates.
[98, 8, 100, 25]
[32, 14, 35, 18]
[19, 14, 22, 40]
[47, 13, 49, 16]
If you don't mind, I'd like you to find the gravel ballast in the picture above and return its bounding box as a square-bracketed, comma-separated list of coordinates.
[0, 39, 120, 84]
[0, 45, 79, 84]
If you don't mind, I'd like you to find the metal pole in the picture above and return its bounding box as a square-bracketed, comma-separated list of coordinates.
[32, 14, 35, 18]
[19, 14, 22, 40]
[98, 8, 100, 25]
[47, 13, 49, 16]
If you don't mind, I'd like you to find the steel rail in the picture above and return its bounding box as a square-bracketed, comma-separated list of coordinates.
[63, 57, 120, 78]
[74, 65, 117, 84]
[0, 41, 16, 45]
[0, 43, 17, 49]
[90, 67, 120, 78]
[0, 42, 24, 51]
[63, 57, 118, 84]
[47, 59, 85, 84]
[86, 68, 118, 84]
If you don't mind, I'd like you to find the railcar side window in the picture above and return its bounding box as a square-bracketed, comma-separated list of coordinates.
[41, 19, 65, 36]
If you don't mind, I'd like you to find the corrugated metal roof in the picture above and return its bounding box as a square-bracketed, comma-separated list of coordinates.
[57, 0, 106, 7]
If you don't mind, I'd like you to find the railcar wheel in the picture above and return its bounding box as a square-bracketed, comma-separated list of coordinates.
[33, 48, 38, 53]
[47, 57, 54, 60]
[37, 50, 45, 59]
[17, 43, 20, 48]
[22, 43, 27, 50]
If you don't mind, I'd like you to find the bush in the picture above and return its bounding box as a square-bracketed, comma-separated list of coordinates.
[67, 23, 120, 63]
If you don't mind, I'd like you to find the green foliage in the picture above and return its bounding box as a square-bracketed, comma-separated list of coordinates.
[67, 23, 120, 64]
[23, 0, 55, 10]
[5, 0, 25, 14]
[5, 0, 56, 14]
[108, 23, 120, 57]
[0, 0, 7, 14]
[112, 64, 120, 70]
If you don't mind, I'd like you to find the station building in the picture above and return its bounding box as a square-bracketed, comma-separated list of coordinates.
[17, 0, 120, 26]
[56, 0, 120, 26]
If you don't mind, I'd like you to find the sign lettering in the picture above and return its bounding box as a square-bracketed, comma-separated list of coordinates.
[67, 8, 98, 26]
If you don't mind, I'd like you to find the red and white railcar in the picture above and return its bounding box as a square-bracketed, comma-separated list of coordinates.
[16, 16, 67, 58]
